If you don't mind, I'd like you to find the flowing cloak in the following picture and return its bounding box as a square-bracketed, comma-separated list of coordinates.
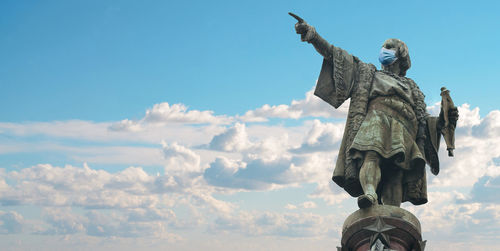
[314, 46, 441, 205]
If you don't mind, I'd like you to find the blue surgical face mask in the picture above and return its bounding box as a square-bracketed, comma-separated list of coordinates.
[379, 47, 398, 66]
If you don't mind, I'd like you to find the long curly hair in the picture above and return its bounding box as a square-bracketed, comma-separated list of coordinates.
[382, 38, 411, 76]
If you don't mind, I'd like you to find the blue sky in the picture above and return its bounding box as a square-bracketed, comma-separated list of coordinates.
[2, 0, 499, 122]
[1, 1, 500, 250]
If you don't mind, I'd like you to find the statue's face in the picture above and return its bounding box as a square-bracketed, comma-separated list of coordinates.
[381, 38, 410, 76]
[379, 42, 400, 74]
[381, 55, 401, 75]
[379, 47, 398, 66]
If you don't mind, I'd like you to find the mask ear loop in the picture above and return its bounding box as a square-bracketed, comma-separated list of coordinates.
[387, 56, 398, 66]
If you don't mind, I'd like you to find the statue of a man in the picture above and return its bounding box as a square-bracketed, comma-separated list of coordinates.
[292, 14, 458, 209]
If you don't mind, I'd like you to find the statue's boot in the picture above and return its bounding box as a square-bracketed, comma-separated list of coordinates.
[357, 193, 377, 209]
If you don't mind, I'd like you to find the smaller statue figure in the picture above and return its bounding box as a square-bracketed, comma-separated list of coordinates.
[440, 87, 457, 157]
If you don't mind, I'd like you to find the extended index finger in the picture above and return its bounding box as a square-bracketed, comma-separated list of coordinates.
[288, 12, 304, 23]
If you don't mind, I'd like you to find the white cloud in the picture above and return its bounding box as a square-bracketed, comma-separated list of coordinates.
[308, 181, 350, 205]
[162, 142, 202, 173]
[0, 211, 24, 234]
[459, 174, 500, 204]
[109, 102, 232, 131]
[209, 123, 252, 152]
[291, 119, 344, 153]
[404, 191, 500, 247]
[0, 161, 239, 240]
[430, 104, 500, 188]
[301, 201, 317, 209]
[426, 102, 441, 116]
[239, 87, 349, 122]
[211, 211, 332, 238]
[2, 81, 500, 250]
[0, 163, 229, 216]
[108, 119, 143, 132]
[472, 110, 500, 138]
[457, 103, 481, 128]
[84, 210, 169, 238]
[0, 121, 225, 149]
[41, 207, 87, 235]
[36, 207, 183, 239]
[143, 102, 232, 125]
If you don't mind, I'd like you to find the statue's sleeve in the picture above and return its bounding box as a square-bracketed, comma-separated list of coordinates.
[311, 38, 361, 108]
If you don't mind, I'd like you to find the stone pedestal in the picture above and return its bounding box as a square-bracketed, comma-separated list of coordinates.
[339, 205, 425, 251]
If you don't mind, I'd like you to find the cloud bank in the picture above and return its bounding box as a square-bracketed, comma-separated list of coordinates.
[1, 88, 500, 251]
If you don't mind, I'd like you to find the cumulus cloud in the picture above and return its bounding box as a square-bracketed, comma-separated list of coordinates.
[0, 161, 240, 240]
[109, 102, 232, 132]
[426, 102, 441, 116]
[0, 120, 225, 151]
[239, 87, 349, 122]
[143, 103, 231, 125]
[0, 211, 24, 234]
[308, 181, 350, 205]
[84, 210, 173, 238]
[203, 151, 338, 205]
[204, 153, 319, 191]
[291, 120, 344, 153]
[204, 143, 338, 191]
[211, 211, 332, 238]
[41, 207, 86, 235]
[301, 201, 317, 209]
[404, 191, 500, 247]
[203, 156, 291, 190]
[34, 207, 183, 240]
[108, 119, 143, 132]
[2, 164, 155, 208]
[209, 123, 252, 152]
[162, 142, 202, 172]
[430, 104, 500, 188]
[0, 163, 229, 215]
[2, 81, 500, 250]
[457, 103, 481, 128]
[472, 110, 500, 138]
[460, 175, 500, 204]
[202, 119, 346, 207]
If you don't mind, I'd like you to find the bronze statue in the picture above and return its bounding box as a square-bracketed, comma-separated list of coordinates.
[290, 13, 458, 209]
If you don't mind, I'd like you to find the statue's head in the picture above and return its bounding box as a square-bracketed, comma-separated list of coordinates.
[379, 38, 411, 76]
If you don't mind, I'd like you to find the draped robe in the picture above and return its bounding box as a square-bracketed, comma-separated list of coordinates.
[314, 46, 441, 205]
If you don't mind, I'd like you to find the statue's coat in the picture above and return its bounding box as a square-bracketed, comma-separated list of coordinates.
[314, 46, 441, 205]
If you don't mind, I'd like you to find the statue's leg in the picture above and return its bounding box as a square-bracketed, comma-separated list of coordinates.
[358, 151, 381, 208]
[381, 168, 403, 207]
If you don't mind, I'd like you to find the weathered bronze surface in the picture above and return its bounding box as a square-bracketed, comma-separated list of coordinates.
[440, 87, 456, 156]
[341, 205, 425, 251]
[290, 12, 459, 209]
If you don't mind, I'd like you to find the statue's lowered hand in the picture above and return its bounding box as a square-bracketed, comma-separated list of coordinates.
[438, 106, 459, 130]
[448, 107, 459, 127]
[431, 165, 439, 176]
[289, 12, 315, 42]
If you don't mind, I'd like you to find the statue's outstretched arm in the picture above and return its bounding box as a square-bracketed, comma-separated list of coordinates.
[309, 32, 334, 60]
[290, 13, 334, 60]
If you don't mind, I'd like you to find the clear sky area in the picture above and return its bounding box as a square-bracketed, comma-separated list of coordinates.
[1, 1, 500, 250]
[2, 0, 499, 122]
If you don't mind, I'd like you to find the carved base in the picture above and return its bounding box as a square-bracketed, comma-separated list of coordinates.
[339, 205, 425, 251]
